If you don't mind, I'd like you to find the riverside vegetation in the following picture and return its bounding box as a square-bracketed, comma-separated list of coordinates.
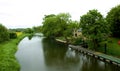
[0, 4, 120, 71]
[41, 5, 120, 58]
[0, 24, 29, 71]
[0, 33, 27, 71]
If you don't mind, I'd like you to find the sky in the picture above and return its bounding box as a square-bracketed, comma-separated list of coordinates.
[0, 0, 120, 28]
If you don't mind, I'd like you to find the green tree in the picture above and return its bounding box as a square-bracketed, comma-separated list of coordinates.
[42, 14, 59, 38]
[33, 26, 42, 33]
[106, 5, 120, 38]
[24, 28, 34, 34]
[80, 10, 109, 50]
[9, 32, 17, 39]
[0, 24, 9, 43]
[42, 13, 71, 40]
[56, 13, 71, 42]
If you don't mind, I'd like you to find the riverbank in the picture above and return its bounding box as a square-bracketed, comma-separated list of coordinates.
[69, 45, 120, 67]
[56, 39, 120, 67]
[106, 38, 120, 56]
[56, 37, 120, 57]
[0, 34, 26, 71]
[56, 39, 67, 43]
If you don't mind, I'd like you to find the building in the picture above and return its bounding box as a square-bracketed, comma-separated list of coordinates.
[73, 28, 82, 37]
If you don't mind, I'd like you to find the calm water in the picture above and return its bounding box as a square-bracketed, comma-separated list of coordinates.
[15, 36, 120, 71]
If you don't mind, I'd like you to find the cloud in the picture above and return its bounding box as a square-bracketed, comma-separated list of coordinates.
[0, 0, 120, 28]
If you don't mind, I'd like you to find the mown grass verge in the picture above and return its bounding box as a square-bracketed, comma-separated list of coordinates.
[107, 38, 120, 57]
[0, 34, 26, 71]
[97, 37, 120, 57]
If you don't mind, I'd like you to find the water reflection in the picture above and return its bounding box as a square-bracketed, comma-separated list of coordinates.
[28, 34, 34, 40]
[79, 53, 120, 71]
[16, 37, 120, 71]
[16, 37, 46, 71]
[42, 38, 120, 71]
[42, 38, 80, 71]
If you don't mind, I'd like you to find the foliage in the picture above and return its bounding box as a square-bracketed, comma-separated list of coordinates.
[72, 37, 83, 45]
[106, 5, 120, 38]
[9, 28, 26, 32]
[24, 28, 34, 34]
[9, 32, 17, 39]
[42, 13, 72, 40]
[42, 14, 57, 38]
[28, 33, 34, 40]
[80, 9, 110, 50]
[0, 24, 10, 43]
[56, 13, 71, 39]
[0, 34, 26, 71]
[33, 26, 42, 33]
[97, 37, 120, 57]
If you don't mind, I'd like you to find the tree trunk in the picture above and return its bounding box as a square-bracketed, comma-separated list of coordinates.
[104, 43, 107, 54]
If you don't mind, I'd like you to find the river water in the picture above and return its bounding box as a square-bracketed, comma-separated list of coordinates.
[15, 36, 120, 71]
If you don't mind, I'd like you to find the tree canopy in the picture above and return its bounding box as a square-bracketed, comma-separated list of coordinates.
[106, 5, 120, 38]
[0, 24, 9, 43]
[42, 13, 71, 39]
[32, 26, 42, 33]
[80, 10, 109, 50]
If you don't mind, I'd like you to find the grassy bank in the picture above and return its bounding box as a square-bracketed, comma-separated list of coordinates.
[107, 38, 120, 57]
[0, 34, 26, 71]
[97, 37, 120, 57]
[57, 36, 120, 58]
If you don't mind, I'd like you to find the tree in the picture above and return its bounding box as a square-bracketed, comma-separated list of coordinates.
[9, 32, 17, 39]
[42, 14, 59, 38]
[80, 10, 109, 50]
[0, 24, 9, 43]
[33, 26, 42, 33]
[106, 5, 120, 38]
[42, 13, 71, 40]
[24, 28, 34, 34]
[56, 13, 71, 42]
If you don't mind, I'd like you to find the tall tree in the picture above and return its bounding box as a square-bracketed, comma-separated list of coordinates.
[42, 13, 71, 40]
[106, 5, 120, 38]
[42, 14, 59, 38]
[80, 10, 109, 50]
[0, 24, 9, 43]
[56, 13, 71, 42]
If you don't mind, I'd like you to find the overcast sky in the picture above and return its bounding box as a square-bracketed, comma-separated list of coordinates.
[0, 0, 120, 28]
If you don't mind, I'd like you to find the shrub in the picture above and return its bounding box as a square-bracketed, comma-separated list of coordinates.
[9, 32, 17, 39]
[0, 24, 9, 43]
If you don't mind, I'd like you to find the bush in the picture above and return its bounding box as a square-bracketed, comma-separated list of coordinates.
[9, 32, 17, 39]
[72, 37, 88, 48]
[72, 38, 83, 45]
[0, 24, 9, 43]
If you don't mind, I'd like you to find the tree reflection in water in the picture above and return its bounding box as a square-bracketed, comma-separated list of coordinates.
[42, 38, 120, 71]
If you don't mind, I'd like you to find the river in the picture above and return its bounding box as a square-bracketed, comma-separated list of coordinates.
[15, 36, 120, 71]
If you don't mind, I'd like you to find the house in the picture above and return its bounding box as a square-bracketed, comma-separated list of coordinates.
[73, 28, 82, 37]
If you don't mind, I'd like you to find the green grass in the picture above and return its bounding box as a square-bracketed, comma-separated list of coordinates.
[57, 36, 120, 57]
[97, 37, 120, 57]
[107, 37, 120, 57]
[0, 34, 26, 71]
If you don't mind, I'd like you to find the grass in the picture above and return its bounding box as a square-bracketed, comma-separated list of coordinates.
[107, 37, 120, 57]
[16, 32, 23, 37]
[0, 34, 26, 71]
[97, 37, 120, 57]
[57, 36, 120, 58]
